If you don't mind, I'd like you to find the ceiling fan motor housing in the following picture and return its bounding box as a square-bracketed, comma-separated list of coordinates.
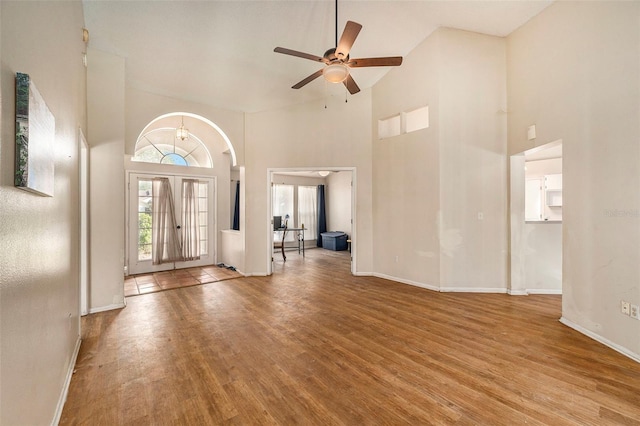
[324, 48, 348, 63]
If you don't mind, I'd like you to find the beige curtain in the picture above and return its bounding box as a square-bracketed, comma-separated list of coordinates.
[181, 179, 201, 261]
[152, 178, 183, 264]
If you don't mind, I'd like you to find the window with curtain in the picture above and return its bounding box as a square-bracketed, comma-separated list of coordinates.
[273, 184, 295, 242]
[298, 186, 317, 241]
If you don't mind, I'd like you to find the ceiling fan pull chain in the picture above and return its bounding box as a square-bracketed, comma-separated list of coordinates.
[324, 80, 328, 109]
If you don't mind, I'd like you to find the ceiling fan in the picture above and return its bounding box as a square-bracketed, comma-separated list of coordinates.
[273, 1, 402, 95]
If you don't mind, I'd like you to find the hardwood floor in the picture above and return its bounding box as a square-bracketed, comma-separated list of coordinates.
[61, 249, 640, 425]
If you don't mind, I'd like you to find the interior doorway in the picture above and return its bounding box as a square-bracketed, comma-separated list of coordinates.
[510, 140, 563, 295]
[267, 168, 356, 275]
[127, 172, 216, 275]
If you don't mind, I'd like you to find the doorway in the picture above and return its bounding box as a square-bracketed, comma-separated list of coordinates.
[510, 140, 563, 295]
[127, 172, 216, 275]
[267, 168, 356, 275]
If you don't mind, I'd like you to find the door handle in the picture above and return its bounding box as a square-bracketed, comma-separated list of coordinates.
[176, 225, 181, 229]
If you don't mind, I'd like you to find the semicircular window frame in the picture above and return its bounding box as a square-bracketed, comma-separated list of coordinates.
[132, 127, 213, 168]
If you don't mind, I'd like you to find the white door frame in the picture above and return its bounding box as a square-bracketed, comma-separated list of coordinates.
[79, 129, 89, 316]
[266, 167, 357, 275]
[126, 170, 217, 275]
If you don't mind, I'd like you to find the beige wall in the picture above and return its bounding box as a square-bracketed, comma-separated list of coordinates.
[372, 28, 508, 291]
[508, 1, 640, 357]
[326, 171, 352, 236]
[0, 1, 86, 424]
[245, 93, 373, 275]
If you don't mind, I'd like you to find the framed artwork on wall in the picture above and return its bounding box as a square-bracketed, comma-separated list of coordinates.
[15, 72, 55, 197]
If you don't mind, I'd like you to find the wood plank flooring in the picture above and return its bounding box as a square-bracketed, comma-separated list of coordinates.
[61, 249, 640, 425]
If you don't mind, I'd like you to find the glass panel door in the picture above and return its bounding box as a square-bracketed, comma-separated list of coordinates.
[128, 173, 215, 275]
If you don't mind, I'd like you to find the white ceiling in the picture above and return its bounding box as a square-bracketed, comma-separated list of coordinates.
[83, 0, 553, 113]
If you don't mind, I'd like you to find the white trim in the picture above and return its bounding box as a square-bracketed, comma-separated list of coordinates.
[507, 288, 563, 296]
[440, 287, 508, 294]
[51, 335, 81, 426]
[89, 302, 126, 314]
[373, 273, 510, 294]
[527, 288, 562, 295]
[244, 272, 269, 277]
[373, 273, 440, 292]
[353, 271, 373, 277]
[559, 317, 640, 364]
[79, 128, 89, 316]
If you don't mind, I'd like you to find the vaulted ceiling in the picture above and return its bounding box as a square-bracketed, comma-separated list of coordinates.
[83, 0, 553, 113]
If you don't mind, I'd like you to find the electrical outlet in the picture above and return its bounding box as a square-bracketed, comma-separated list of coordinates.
[621, 300, 630, 315]
[631, 304, 639, 320]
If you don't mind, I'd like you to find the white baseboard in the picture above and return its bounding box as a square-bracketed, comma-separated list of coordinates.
[527, 288, 562, 295]
[353, 271, 373, 277]
[373, 273, 440, 292]
[560, 316, 640, 364]
[89, 301, 126, 314]
[508, 288, 563, 296]
[440, 287, 508, 293]
[52, 335, 81, 426]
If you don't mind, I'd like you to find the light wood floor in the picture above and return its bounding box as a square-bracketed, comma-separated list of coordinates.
[61, 249, 640, 425]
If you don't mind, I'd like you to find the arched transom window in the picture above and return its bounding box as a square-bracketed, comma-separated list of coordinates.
[133, 118, 213, 168]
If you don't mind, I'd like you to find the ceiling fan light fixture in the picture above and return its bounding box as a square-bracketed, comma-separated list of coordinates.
[318, 171, 331, 177]
[323, 63, 349, 83]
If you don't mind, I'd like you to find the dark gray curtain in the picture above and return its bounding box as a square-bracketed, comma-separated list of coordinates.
[316, 185, 327, 247]
[232, 180, 240, 230]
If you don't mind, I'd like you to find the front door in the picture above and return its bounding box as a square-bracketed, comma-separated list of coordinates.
[128, 172, 215, 275]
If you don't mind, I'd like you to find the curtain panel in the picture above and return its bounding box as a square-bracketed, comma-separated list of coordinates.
[181, 179, 201, 261]
[151, 177, 183, 264]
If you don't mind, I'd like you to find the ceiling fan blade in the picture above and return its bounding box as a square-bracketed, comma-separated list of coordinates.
[343, 74, 360, 94]
[292, 69, 324, 89]
[335, 21, 362, 60]
[274, 47, 327, 63]
[347, 57, 403, 68]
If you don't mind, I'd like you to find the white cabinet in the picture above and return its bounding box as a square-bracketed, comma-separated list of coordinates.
[545, 174, 563, 207]
[525, 173, 562, 222]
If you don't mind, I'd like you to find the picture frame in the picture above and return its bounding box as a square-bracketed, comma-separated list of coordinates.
[15, 72, 55, 197]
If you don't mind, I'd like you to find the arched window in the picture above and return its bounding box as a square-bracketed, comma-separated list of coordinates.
[133, 118, 213, 168]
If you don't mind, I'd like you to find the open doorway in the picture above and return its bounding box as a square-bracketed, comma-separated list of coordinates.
[267, 168, 356, 275]
[510, 140, 563, 295]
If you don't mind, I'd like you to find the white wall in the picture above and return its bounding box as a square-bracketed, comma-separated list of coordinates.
[373, 29, 441, 287]
[326, 171, 352, 235]
[508, 1, 640, 358]
[0, 1, 86, 423]
[87, 48, 126, 312]
[245, 93, 373, 275]
[372, 28, 508, 291]
[438, 29, 507, 291]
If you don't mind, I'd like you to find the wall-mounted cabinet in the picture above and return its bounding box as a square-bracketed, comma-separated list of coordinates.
[525, 172, 562, 222]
